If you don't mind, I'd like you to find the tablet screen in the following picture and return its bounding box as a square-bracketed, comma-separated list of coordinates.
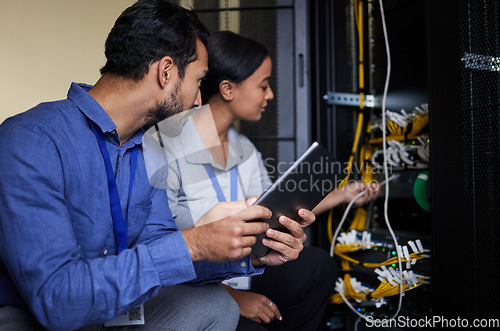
[250, 142, 346, 256]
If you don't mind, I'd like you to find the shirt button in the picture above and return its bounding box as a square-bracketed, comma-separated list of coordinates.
[240, 262, 246, 268]
[103, 249, 108, 256]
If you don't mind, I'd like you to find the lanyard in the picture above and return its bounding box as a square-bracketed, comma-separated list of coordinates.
[203, 165, 238, 202]
[90, 122, 138, 254]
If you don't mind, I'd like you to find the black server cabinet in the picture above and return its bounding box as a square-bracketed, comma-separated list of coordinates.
[429, 0, 500, 319]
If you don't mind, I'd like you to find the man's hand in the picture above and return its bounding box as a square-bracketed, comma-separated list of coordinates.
[182, 205, 270, 262]
[252, 208, 315, 267]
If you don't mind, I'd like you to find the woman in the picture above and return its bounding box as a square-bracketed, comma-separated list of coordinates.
[164, 31, 379, 330]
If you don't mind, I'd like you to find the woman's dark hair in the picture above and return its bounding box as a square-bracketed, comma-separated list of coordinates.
[201, 31, 269, 102]
[100, 0, 209, 81]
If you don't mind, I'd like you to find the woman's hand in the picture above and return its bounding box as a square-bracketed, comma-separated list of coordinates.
[252, 208, 314, 267]
[196, 198, 258, 226]
[312, 181, 381, 215]
[221, 284, 281, 324]
[340, 181, 381, 206]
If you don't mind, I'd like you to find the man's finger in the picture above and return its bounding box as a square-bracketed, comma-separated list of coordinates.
[240, 235, 258, 248]
[241, 221, 269, 236]
[238, 247, 252, 259]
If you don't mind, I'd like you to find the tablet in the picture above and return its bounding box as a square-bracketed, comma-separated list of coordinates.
[250, 142, 346, 257]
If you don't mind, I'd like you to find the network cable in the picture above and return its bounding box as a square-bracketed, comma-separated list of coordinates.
[330, 174, 398, 258]
[333, 0, 404, 321]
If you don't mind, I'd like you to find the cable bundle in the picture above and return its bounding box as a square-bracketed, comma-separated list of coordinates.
[327, 0, 432, 322]
[369, 104, 429, 145]
[332, 235, 431, 305]
[332, 228, 430, 267]
[371, 139, 429, 170]
[332, 268, 430, 304]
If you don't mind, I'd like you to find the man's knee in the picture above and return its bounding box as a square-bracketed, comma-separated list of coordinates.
[150, 284, 239, 330]
[0, 305, 44, 331]
[200, 284, 240, 330]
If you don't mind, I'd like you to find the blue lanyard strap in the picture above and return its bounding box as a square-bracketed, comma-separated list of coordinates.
[89, 122, 138, 254]
[203, 165, 238, 202]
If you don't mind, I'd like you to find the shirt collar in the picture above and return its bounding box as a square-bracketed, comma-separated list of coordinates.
[180, 119, 244, 171]
[67, 82, 143, 147]
[180, 118, 213, 165]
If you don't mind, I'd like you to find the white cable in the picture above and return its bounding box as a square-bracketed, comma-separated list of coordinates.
[378, 0, 403, 319]
[333, 0, 403, 321]
[386, 110, 408, 127]
[330, 190, 366, 256]
[330, 174, 398, 256]
[417, 142, 430, 163]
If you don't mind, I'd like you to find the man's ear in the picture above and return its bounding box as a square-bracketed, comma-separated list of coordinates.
[157, 56, 175, 88]
[219, 80, 234, 101]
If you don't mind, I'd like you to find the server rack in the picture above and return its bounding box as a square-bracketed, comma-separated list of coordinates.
[182, 0, 500, 327]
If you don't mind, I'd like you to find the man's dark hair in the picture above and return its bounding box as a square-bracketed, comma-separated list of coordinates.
[101, 0, 209, 81]
[201, 31, 269, 102]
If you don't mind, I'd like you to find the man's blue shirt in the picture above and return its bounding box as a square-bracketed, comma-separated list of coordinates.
[0, 83, 260, 330]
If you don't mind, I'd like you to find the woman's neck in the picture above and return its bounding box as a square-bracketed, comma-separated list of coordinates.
[208, 98, 236, 167]
[191, 100, 234, 168]
[209, 99, 236, 145]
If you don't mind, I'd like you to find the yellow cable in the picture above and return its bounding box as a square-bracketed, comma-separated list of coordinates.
[340, 112, 364, 188]
[334, 250, 428, 268]
[368, 134, 428, 145]
[327, 209, 334, 243]
[330, 1, 432, 309]
[328, 111, 365, 243]
[329, 0, 368, 242]
[360, 144, 373, 183]
[350, 208, 367, 230]
[356, 0, 364, 90]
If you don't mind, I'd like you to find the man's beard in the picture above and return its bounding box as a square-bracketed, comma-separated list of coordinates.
[144, 81, 199, 138]
[143, 81, 183, 130]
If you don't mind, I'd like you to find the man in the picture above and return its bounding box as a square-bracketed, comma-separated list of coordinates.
[0, 1, 314, 330]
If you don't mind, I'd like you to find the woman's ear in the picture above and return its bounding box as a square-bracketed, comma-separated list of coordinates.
[219, 80, 234, 101]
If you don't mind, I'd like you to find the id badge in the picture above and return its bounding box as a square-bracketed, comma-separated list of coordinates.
[222, 276, 252, 290]
[104, 304, 145, 327]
